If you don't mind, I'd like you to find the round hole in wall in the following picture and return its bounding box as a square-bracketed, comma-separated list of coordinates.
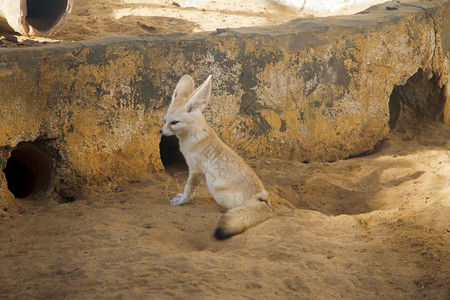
[2, 143, 54, 199]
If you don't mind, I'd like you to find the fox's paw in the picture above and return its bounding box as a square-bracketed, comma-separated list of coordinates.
[170, 193, 187, 206]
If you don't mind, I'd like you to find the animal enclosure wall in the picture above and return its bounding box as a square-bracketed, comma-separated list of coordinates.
[0, 0, 449, 205]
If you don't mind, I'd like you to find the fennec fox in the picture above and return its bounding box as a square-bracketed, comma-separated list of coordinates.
[160, 75, 274, 239]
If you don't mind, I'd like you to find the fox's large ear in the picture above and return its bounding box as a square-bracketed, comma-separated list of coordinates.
[185, 75, 212, 113]
[171, 75, 195, 104]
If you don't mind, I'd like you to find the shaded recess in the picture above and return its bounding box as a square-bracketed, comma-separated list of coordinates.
[159, 135, 188, 174]
[2, 142, 54, 199]
[389, 69, 446, 129]
[26, 0, 68, 32]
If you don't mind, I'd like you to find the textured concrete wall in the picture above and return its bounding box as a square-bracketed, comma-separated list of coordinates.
[0, 0, 449, 204]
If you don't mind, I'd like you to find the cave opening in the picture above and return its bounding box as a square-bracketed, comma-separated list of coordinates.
[2, 142, 54, 199]
[388, 68, 446, 130]
[159, 135, 188, 174]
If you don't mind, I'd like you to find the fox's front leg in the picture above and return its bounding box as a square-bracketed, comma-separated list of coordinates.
[171, 172, 202, 206]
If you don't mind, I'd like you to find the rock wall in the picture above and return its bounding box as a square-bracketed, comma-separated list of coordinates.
[0, 0, 449, 205]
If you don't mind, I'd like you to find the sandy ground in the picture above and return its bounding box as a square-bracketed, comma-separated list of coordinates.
[0, 122, 449, 299]
[52, 0, 303, 41]
[1, 0, 303, 44]
[1, 0, 449, 299]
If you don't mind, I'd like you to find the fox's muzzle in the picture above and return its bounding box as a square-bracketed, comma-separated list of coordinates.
[159, 127, 175, 136]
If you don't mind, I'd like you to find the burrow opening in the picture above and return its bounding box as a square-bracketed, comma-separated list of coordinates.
[2, 142, 54, 199]
[159, 135, 188, 174]
[388, 68, 446, 130]
[25, 0, 69, 32]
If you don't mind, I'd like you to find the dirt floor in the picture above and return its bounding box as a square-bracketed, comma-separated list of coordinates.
[1, 0, 303, 45]
[53, 0, 303, 41]
[1, 122, 449, 299]
[1, 0, 449, 299]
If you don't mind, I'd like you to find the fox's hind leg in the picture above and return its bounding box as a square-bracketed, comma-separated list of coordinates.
[171, 172, 202, 205]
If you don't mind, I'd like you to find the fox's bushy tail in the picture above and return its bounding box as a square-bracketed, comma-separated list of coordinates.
[214, 191, 274, 240]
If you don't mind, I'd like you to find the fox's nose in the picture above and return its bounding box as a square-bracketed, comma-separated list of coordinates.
[159, 129, 163, 134]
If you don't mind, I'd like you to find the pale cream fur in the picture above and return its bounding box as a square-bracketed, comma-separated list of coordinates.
[160, 75, 274, 239]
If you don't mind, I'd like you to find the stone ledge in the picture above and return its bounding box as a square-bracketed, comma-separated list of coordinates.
[0, 0, 449, 203]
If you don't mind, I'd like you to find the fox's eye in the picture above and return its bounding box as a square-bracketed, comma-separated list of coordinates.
[170, 120, 180, 125]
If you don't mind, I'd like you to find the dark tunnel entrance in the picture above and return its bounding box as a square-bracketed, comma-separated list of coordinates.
[2, 142, 54, 199]
[25, 0, 69, 32]
[159, 135, 188, 174]
[388, 68, 446, 130]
